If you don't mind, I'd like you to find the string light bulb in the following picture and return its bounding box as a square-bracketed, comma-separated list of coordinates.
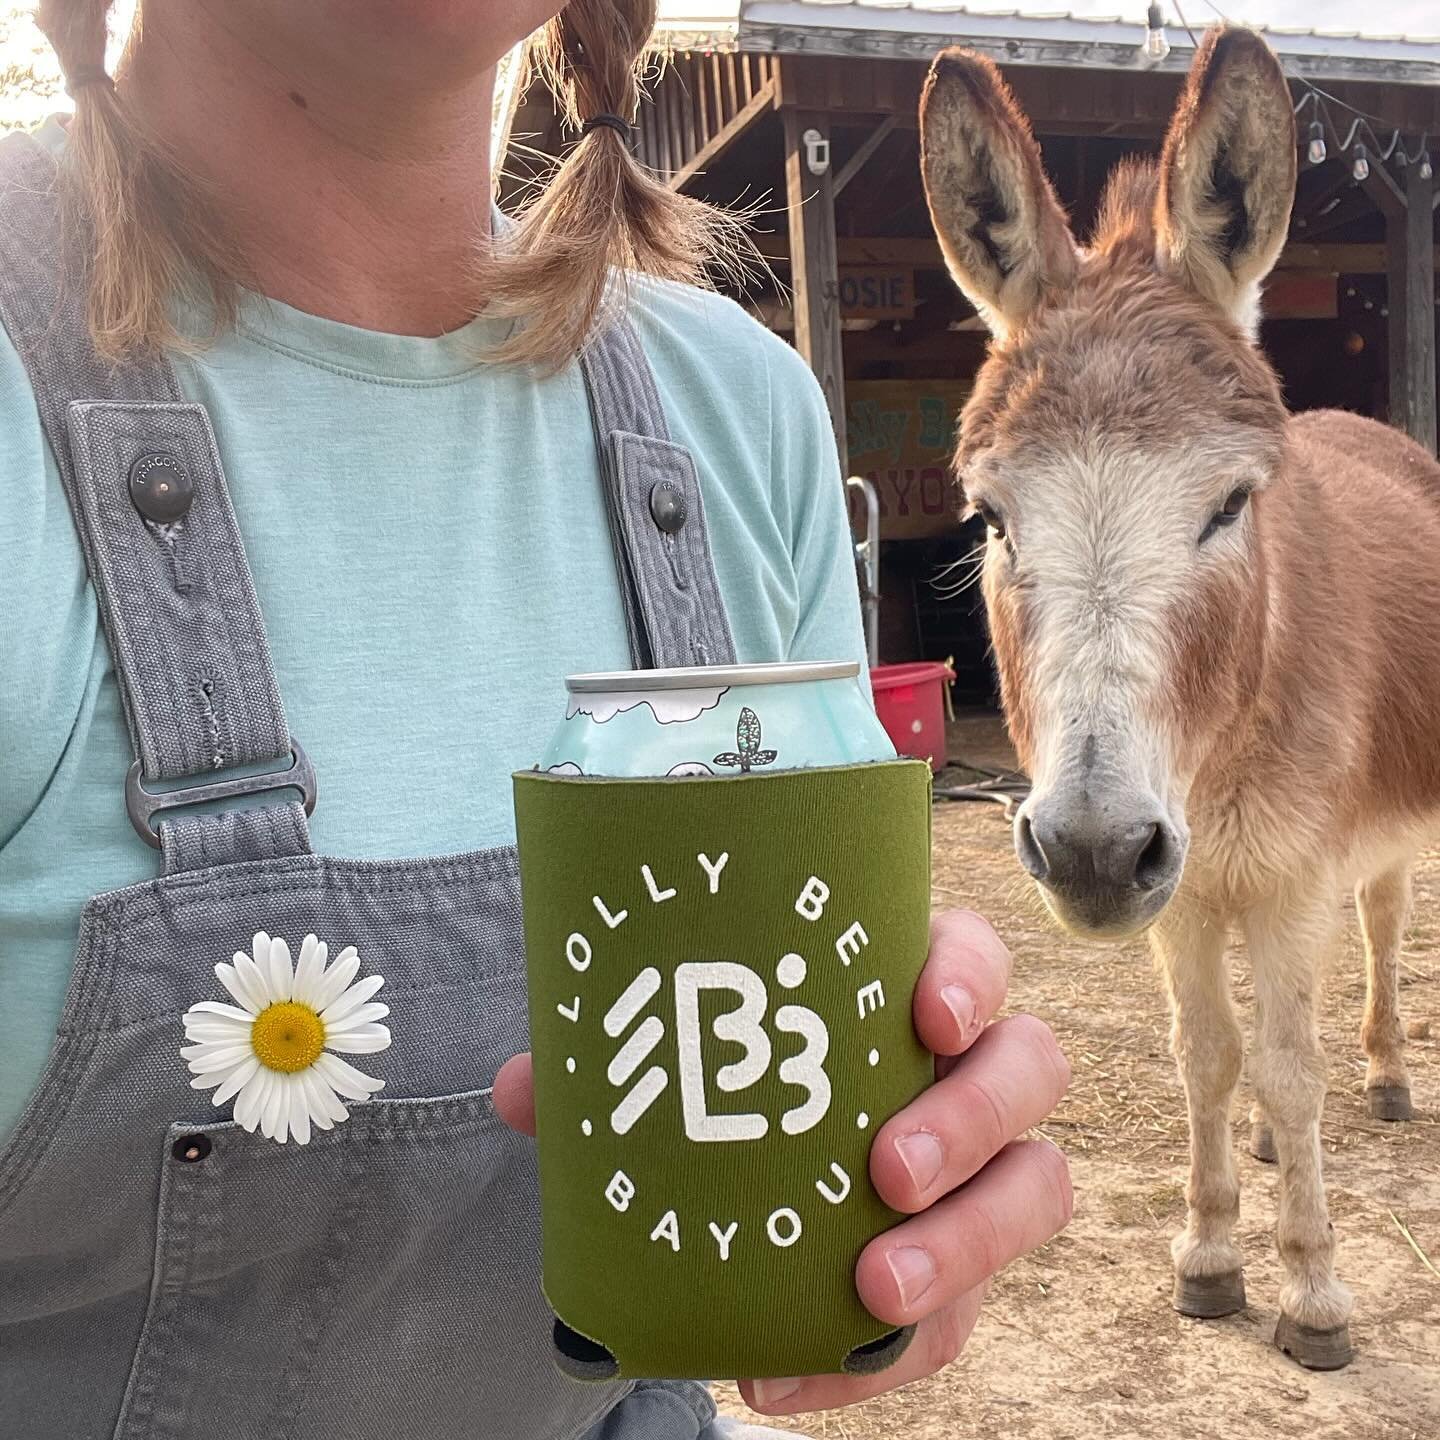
[1143, 4, 1170, 62]
[1351, 144, 1369, 182]
[1307, 122, 1326, 166]
[1421, 152, 1434, 182]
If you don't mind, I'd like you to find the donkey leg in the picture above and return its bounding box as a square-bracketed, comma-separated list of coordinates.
[1357, 863, 1414, 1121]
[1247, 890, 1354, 1370]
[1248, 1101, 1277, 1164]
[1155, 910, 1246, 1318]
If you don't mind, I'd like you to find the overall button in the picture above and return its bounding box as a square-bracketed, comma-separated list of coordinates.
[172, 1133, 212, 1163]
[129, 452, 194, 522]
[648, 480, 687, 535]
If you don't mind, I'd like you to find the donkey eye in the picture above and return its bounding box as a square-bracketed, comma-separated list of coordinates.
[1200, 487, 1251, 544]
[975, 501, 1007, 541]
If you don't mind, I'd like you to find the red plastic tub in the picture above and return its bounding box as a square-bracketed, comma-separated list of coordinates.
[871, 662, 955, 771]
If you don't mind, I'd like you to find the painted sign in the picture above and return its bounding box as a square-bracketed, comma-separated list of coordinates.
[834, 267, 915, 320]
[845, 379, 969, 541]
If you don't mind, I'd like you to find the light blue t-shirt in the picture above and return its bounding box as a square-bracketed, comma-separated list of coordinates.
[0, 268, 865, 1140]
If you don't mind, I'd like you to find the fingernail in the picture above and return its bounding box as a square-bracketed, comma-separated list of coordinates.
[941, 983, 980, 1044]
[885, 1244, 937, 1308]
[894, 1130, 944, 1194]
[752, 1377, 803, 1409]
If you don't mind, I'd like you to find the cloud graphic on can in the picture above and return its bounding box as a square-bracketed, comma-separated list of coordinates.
[567, 686, 730, 725]
[666, 762, 714, 776]
[546, 761, 584, 775]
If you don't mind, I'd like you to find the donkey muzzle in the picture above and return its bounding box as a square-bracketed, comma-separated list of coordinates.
[1014, 789, 1187, 937]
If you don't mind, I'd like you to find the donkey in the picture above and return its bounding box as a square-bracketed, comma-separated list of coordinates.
[918, 25, 1440, 1370]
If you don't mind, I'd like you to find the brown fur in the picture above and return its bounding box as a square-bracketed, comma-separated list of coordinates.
[922, 23, 1440, 1353]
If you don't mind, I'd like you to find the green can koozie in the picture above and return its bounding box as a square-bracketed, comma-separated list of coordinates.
[514, 760, 933, 1381]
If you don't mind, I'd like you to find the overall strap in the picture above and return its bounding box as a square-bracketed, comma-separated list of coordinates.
[580, 315, 737, 669]
[0, 134, 312, 872]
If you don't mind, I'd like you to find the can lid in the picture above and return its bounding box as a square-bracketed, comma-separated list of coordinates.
[565, 660, 860, 693]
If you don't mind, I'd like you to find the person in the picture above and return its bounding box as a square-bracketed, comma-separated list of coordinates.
[0, 3, 1073, 1437]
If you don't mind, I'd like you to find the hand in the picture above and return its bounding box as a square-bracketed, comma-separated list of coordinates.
[738, 909, 1072, 1414]
[492, 909, 1072, 1417]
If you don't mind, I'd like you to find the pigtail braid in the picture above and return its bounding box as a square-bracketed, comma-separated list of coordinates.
[480, 0, 751, 369]
[35, 0, 238, 358]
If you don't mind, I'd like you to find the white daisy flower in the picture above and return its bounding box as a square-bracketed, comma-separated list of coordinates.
[181, 932, 391, 1145]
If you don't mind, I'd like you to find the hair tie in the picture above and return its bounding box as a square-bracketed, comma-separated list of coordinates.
[582, 113, 632, 140]
[64, 68, 115, 98]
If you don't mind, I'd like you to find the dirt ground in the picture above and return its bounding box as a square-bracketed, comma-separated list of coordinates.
[716, 717, 1440, 1440]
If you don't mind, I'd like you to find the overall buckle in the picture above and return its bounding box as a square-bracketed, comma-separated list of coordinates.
[125, 739, 318, 849]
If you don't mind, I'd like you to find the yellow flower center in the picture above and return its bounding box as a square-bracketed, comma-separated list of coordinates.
[250, 1001, 326, 1073]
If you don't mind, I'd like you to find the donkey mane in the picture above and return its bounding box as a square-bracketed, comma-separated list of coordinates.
[1089, 155, 1160, 262]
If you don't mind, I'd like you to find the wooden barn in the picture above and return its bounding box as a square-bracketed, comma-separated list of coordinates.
[499, 2, 1440, 697]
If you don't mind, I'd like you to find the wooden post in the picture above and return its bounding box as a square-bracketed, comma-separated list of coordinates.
[783, 108, 848, 473]
[1400, 160, 1436, 454]
[1380, 161, 1437, 455]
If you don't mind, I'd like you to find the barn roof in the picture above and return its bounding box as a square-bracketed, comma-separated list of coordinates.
[656, 1, 1440, 83]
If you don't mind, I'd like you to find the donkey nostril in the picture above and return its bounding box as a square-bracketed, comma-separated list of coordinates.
[1133, 823, 1173, 891]
[1015, 813, 1050, 882]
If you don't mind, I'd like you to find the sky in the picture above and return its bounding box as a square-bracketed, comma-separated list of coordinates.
[2, 0, 1435, 131]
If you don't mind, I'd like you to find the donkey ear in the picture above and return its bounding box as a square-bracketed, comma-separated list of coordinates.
[1156, 26, 1296, 332]
[920, 48, 1077, 337]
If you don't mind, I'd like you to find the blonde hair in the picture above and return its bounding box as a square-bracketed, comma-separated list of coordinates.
[36, 0, 745, 368]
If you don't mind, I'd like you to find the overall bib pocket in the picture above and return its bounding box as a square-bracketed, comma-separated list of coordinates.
[116, 1093, 620, 1440]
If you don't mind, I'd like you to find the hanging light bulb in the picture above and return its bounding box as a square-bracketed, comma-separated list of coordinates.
[1143, 4, 1171, 62]
[1421, 152, 1434, 182]
[1352, 144, 1369, 182]
[1307, 122, 1326, 166]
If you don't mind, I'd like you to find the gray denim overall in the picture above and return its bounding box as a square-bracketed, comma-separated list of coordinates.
[0, 133, 745, 1440]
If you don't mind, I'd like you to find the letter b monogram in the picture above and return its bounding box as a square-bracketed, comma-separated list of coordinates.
[673, 962, 830, 1142]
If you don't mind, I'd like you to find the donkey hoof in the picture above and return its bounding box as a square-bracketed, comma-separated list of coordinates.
[1173, 1269, 1246, 1319]
[1274, 1314, 1354, 1371]
[1249, 1121, 1278, 1164]
[1366, 1085, 1413, 1122]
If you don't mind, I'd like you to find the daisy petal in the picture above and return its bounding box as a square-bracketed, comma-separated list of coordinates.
[180, 1038, 252, 1060]
[314, 1051, 385, 1101]
[325, 1002, 389, 1030]
[234, 1071, 266, 1132]
[261, 1072, 287, 1141]
[319, 973, 386, 1025]
[214, 962, 263, 1015]
[211, 1055, 261, 1107]
[286, 1075, 312, 1146]
[266, 936, 294, 1002]
[234, 949, 272, 1010]
[310, 947, 361, 1013]
[185, 1000, 256, 1025]
[324, 1025, 392, 1055]
[293, 934, 328, 1007]
[300, 1069, 343, 1128]
[181, 1018, 254, 1044]
[185, 1044, 257, 1074]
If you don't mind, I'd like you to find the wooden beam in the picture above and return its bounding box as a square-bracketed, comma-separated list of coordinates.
[751, 233, 1439, 276]
[744, 23, 1440, 88]
[833, 115, 898, 199]
[1386, 161, 1438, 453]
[1360, 162, 1406, 220]
[669, 78, 778, 192]
[784, 109, 848, 472]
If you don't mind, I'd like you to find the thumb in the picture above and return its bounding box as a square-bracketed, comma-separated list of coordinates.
[492, 1052, 536, 1136]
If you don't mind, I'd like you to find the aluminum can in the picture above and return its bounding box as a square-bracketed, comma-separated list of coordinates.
[539, 660, 896, 778]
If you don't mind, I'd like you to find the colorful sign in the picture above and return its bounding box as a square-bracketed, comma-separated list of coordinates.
[845, 379, 970, 540]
